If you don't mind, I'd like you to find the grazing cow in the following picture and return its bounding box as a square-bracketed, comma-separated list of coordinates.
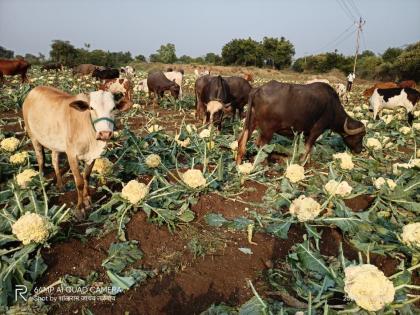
[120, 66, 134, 75]
[363, 82, 398, 98]
[243, 73, 253, 82]
[195, 75, 231, 129]
[99, 78, 134, 110]
[41, 63, 63, 72]
[369, 88, 420, 124]
[92, 68, 119, 80]
[72, 64, 104, 76]
[147, 71, 180, 102]
[224, 76, 252, 120]
[398, 80, 416, 89]
[166, 67, 173, 72]
[22, 86, 130, 219]
[164, 71, 183, 98]
[306, 78, 330, 85]
[0, 59, 31, 83]
[194, 68, 210, 77]
[236, 81, 366, 164]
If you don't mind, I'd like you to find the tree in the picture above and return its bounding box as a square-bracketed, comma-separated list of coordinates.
[177, 55, 193, 64]
[204, 52, 222, 65]
[382, 47, 403, 63]
[0, 46, 14, 59]
[50, 40, 79, 66]
[135, 54, 146, 62]
[150, 43, 177, 63]
[262, 37, 295, 69]
[393, 41, 420, 81]
[222, 38, 263, 67]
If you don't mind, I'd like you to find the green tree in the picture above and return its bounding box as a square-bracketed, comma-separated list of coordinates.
[50, 40, 79, 66]
[204, 52, 222, 65]
[222, 38, 263, 67]
[393, 41, 420, 81]
[135, 54, 146, 62]
[177, 55, 193, 64]
[382, 47, 403, 63]
[0, 46, 14, 59]
[151, 43, 177, 63]
[262, 37, 295, 69]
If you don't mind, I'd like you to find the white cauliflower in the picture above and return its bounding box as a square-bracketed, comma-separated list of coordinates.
[410, 158, 420, 168]
[182, 169, 206, 188]
[1, 137, 20, 152]
[399, 126, 411, 135]
[366, 137, 382, 150]
[324, 180, 352, 196]
[186, 124, 197, 134]
[12, 213, 52, 245]
[333, 152, 354, 170]
[175, 135, 191, 147]
[401, 223, 420, 247]
[284, 164, 305, 183]
[145, 154, 161, 168]
[147, 124, 163, 133]
[392, 162, 412, 175]
[417, 149, 420, 158]
[374, 177, 396, 190]
[382, 115, 393, 125]
[237, 162, 254, 175]
[289, 195, 321, 222]
[199, 128, 211, 138]
[121, 180, 149, 204]
[344, 264, 395, 311]
[412, 122, 420, 131]
[16, 169, 38, 188]
[92, 157, 113, 175]
[229, 140, 238, 151]
[10, 151, 29, 165]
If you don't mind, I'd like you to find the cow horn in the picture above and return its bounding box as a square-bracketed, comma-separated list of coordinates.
[343, 118, 365, 135]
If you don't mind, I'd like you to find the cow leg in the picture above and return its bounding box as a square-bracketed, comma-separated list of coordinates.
[31, 138, 45, 175]
[0, 72, 4, 85]
[67, 154, 86, 220]
[301, 129, 323, 164]
[82, 161, 95, 208]
[256, 130, 273, 147]
[52, 151, 64, 191]
[236, 118, 256, 165]
[21, 72, 28, 83]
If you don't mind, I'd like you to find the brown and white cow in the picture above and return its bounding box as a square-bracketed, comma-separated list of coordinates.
[398, 80, 416, 89]
[99, 78, 134, 109]
[363, 82, 398, 99]
[22, 86, 130, 219]
[0, 58, 31, 83]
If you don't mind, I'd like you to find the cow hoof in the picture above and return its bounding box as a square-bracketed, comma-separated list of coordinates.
[83, 196, 92, 208]
[74, 208, 86, 221]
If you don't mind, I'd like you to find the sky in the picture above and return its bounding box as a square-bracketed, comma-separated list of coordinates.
[1, 0, 419, 59]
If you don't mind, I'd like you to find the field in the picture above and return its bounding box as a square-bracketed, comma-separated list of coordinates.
[1, 65, 420, 315]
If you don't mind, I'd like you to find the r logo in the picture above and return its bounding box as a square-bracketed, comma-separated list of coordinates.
[15, 285, 27, 301]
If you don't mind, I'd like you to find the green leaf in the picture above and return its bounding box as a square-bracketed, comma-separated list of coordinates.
[178, 209, 195, 223]
[29, 250, 47, 281]
[205, 213, 228, 227]
[238, 296, 266, 315]
[296, 241, 332, 276]
[106, 270, 136, 291]
[102, 241, 143, 273]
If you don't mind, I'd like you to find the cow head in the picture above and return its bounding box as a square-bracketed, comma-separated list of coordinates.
[69, 90, 129, 141]
[170, 82, 180, 99]
[341, 118, 366, 153]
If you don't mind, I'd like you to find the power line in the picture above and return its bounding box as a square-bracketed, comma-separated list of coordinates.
[347, 0, 362, 18]
[341, 0, 357, 20]
[336, 0, 356, 21]
[316, 23, 356, 53]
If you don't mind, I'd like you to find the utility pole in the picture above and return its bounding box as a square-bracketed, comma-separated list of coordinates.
[353, 17, 366, 74]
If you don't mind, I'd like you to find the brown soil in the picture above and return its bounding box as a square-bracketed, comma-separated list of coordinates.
[344, 194, 375, 212]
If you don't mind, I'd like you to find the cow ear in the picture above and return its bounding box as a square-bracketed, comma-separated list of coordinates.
[116, 100, 132, 111]
[69, 100, 90, 111]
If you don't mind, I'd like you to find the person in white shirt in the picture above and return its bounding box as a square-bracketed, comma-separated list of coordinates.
[346, 72, 355, 92]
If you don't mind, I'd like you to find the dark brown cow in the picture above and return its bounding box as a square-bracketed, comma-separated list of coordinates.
[41, 63, 63, 71]
[72, 64, 104, 76]
[236, 81, 366, 164]
[147, 71, 180, 102]
[224, 76, 252, 120]
[0, 59, 31, 83]
[398, 80, 416, 89]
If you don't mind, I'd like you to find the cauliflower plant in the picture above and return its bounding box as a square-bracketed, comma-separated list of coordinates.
[344, 264, 395, 311]
[199, 128, 211, 138]
[147, 124, 163, 133]
[289, 195, 321, 222]
[237, 162, 253, 175]
[12, 213, 52, 245]
[366, 137, 383, 150]
[229, 140, 238, 151]
[1, 137, 20, 152]
[16, 169, 39, 188]
[284, 164, 305, 183]
[324, 180, 352, 196]
[145, 154, 161, 168]
[92, 157, 113, 175]
[333, 152, 354, 170]
[121, 180, 149, 204]
[401, 223, 420, 247]
[182, 169, 206, 188]
[399, 126, 411, 135]
[10, 151, 29, 165]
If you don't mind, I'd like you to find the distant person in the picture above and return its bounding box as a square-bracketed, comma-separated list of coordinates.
[347, 72, 355, 92]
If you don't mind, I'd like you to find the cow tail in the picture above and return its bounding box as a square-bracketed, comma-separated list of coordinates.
[236, 90, 255, 164]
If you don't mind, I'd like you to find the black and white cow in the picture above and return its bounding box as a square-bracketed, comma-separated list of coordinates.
[369, 88, 420, 125]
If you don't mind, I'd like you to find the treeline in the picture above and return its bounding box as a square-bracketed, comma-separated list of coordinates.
[1, 38, 418, 81]
[293, 41, 420, 81]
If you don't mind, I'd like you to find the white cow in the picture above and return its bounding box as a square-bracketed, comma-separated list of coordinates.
[136, 79, 148, 93]
[164, 71, 183, 99]
[369, 88, 420, 123]
[22, 86, 130, 219]
[120, 66, 134, 75]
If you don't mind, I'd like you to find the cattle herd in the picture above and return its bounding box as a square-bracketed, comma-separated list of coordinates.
[0, 57, 419, 218]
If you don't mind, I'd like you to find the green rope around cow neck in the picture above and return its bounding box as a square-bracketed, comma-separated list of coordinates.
[91, 117, 115, 131]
